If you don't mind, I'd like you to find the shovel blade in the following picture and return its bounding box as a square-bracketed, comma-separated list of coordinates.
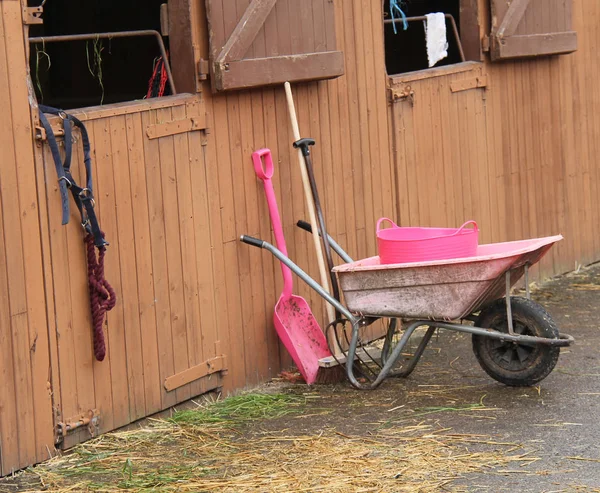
[275, 295, 331, 384]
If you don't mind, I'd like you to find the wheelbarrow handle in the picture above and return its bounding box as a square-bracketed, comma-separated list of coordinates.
[239, 235, 355, 321]
[240, 235, 264, 248]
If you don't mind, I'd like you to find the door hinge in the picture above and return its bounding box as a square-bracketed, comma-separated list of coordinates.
[23, 5, 44, 25]
[482, 35, 491, 53]
[55, 409, 100, 445]
[198, 58, 210, 81]
[390, 85, 415, 105]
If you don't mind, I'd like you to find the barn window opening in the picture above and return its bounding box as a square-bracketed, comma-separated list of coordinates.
[27, 0, 173, 109]
[383, 0, 478, 76]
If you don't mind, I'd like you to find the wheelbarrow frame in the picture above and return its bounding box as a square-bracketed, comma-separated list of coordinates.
[240, 233, 574, 390]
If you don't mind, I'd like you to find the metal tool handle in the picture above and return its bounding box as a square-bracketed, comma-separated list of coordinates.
[240, 235, 265, 248]
[296, 220, 354, 264]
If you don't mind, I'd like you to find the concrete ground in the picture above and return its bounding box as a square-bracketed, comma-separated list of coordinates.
[262, 263, 600, 491]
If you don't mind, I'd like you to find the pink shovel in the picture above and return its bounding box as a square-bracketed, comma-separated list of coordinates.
[252, 149, 331, 384]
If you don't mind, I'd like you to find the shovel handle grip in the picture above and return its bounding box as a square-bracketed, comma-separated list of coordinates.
[240, 235, 264, 248]
[251, 149, 274, 180]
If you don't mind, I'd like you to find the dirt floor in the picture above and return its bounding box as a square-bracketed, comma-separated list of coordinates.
[2, 264, 600, 492]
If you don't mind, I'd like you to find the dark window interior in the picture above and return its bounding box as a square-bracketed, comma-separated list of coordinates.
[28, 0, 169, 109]
[383, 0, 463, 75]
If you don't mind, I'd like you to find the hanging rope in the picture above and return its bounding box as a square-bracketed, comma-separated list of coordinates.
[39, 105, 116, 362]
[146, 53, 170, 99]
[86, 232, 116, 361]
[389, 0, 408, 33]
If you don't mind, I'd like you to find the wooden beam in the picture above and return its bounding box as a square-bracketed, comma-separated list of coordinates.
[492, 32, 577, 60]
[168, 0, 197, 93]
[496, 0, 531, 38]
[164, 355, 226, 392]
[214, 51, 344, 91]
[215, 0, 278, 64]
[450, 74, 487, 93]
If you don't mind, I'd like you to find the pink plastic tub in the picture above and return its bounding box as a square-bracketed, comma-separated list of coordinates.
[376, 218, 479, 264]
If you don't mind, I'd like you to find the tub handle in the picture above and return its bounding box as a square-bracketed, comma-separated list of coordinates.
[454, 220, 478, 235]
[376, 217, 399, 233]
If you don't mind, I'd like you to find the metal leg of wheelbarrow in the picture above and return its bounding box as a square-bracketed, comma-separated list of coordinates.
[386, 325, 436, 379]
[346, 320, 429, 390]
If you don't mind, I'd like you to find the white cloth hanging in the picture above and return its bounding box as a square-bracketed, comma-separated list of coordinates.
[424, 13, 449, 68]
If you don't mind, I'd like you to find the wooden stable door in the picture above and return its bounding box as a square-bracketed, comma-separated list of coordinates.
[389, 65, 491, 238]
[36, 95, 226, 449]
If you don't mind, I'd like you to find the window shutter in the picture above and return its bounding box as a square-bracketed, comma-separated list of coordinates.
[489, 0, 577, 61]
[205, 0, 344, 92]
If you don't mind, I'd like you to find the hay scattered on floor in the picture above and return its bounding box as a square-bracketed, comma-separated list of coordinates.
[12, 392, 541, 493]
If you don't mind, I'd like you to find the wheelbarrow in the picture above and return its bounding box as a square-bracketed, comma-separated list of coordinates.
[240, 231, 574, 390]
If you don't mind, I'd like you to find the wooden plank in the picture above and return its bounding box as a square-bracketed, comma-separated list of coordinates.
[356, 0, 378, 256]
[214, 51, 344, 91]
[0, 48, 36, 475]
[187, 108, 224, 391]
[168, 0, 197, 93]
[460, 0, 482, 61]
[216, 0, 278, 63]
[44, 95, 197, 123]
[32, 142, 61, 467]
[155, 106, 193, 403]
[146, 115, 206, 139]
[110, 115, 146, 421]
[389, 62, 481, 85]
[199, 99, 235, 391]
[171, 103, 205, 397]
[2, 0, 56, 467]
[63, 132, 97, 434]
[92, 117, 130, 429]
[239, 89, 271, 383]
[0, 179, 18, 475]
[164, 355, 225, 391]
[140, 109, 177, 409]
[493, 32, 577, 60]
[247, 10, 278, 380]
[496, 0, 531, 38]
[450, 75, 488, 92]
[83, 121, 115, 436]
[125, 112, 162, 415]
[258, 88, 283, 377]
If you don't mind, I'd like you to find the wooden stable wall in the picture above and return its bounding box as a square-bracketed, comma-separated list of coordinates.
[389, 0, 600, 282]
[0, 0, 55, 475]
[3, 0, 600, 476]
[1, 0, 394, 474]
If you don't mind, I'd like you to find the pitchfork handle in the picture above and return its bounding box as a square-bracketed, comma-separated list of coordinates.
[293, 138, 316, 157]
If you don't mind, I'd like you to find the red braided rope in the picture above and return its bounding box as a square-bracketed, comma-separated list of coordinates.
[85, 233, 116, 361]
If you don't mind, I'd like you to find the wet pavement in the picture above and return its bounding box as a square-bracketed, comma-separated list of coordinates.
[269, 263, 600, 492]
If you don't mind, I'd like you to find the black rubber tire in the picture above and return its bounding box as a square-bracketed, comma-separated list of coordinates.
[472, 297, 560, 387]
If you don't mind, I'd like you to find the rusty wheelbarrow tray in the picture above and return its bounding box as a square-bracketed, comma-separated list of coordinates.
[333, 235, 563, 321]
[241, 233, 574, 390]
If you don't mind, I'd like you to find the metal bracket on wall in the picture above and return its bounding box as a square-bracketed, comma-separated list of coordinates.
[55, 409, 100, 445]
[390, 85, 415, 105]
[23, 5, 44, 25]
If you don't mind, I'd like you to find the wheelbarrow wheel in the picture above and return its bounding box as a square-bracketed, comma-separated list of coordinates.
[472, 297, 560, 387]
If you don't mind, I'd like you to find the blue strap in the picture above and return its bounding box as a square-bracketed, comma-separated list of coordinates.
[38, 105, 108, 248]
[390, 0, 408, 33]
